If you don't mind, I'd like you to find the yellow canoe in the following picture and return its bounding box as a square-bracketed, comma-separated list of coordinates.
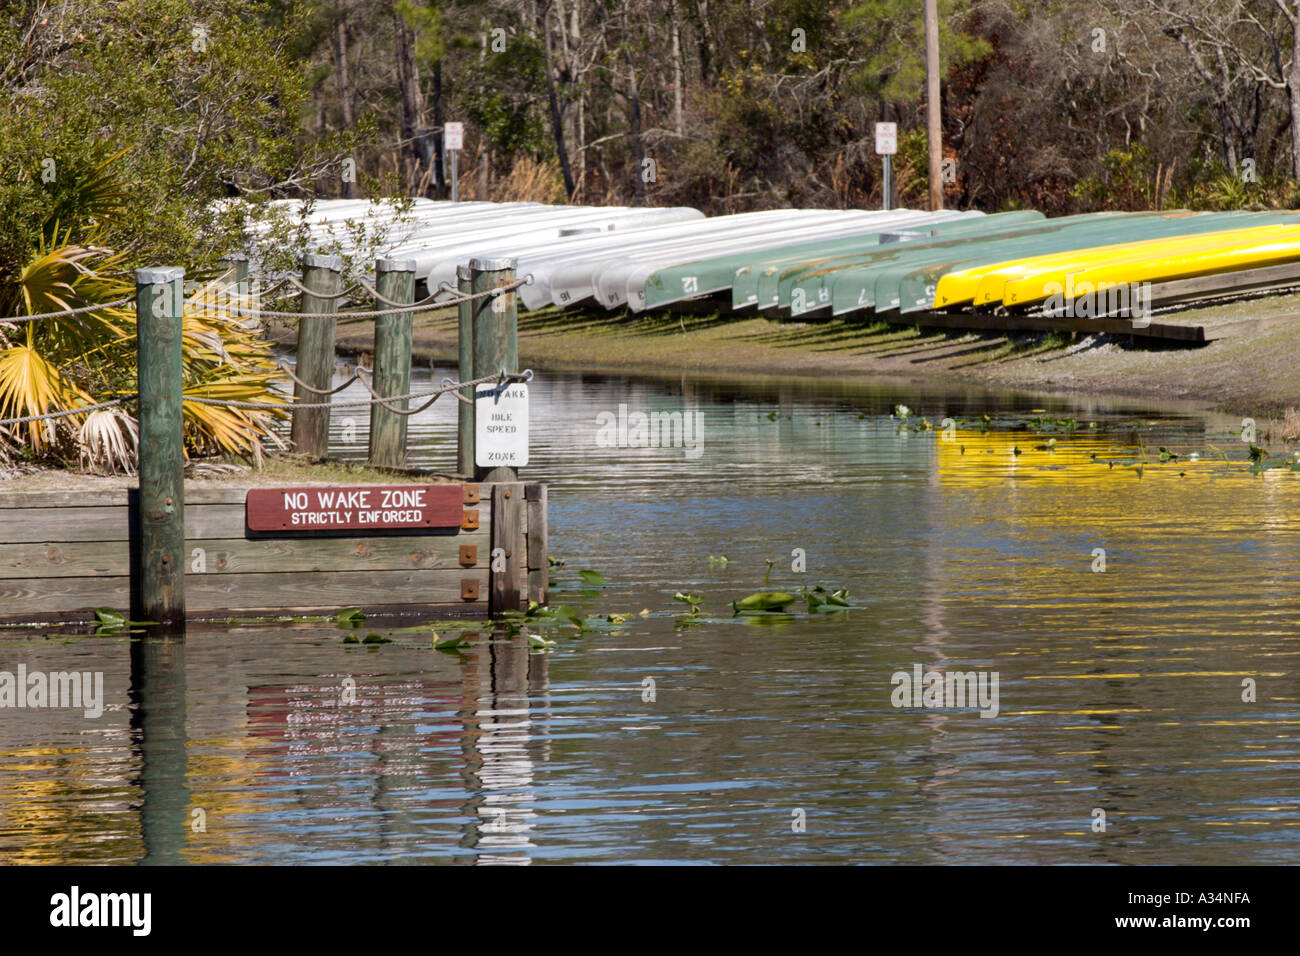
[1000, 224, 1300, 307]
[977, 223, 1296, 306]
[933, 213, 1273, 308]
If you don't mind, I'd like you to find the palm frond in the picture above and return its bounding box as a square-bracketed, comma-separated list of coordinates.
[0, 344, 95, 451]
[77, 408, 138, 474]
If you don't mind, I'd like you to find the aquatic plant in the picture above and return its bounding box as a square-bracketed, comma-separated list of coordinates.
[731, 591, 798, 614]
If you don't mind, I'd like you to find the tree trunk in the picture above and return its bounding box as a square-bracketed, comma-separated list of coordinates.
[433, 61, 445, 197]
[334, 7, 354, 130]
[693, 0, 716, 85]
[622, 0, 646, 202]
[1290, 16, 1300, 180]
[541, 2, 576, 197]
[394, 5, 423, 192]
[333, 2, 356, 198]
[670, 0, 684, 136]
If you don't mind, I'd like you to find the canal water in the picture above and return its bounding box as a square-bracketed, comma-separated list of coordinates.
[3, 367, 1299, 864]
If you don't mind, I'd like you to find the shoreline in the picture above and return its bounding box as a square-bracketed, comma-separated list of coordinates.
[277, 291, 1300, 419]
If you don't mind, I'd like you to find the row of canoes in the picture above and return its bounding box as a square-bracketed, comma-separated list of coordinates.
[641, 209, 1300, 320]
[249, 200, 1300, 320]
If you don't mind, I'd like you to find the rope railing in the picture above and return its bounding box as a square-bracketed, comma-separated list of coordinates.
[0, 396, 137, 427]
[216, 275, 530, 319]
[0, 369, 534, 426]
[0, 297, 135, 325]
[0, 274, 532, 325]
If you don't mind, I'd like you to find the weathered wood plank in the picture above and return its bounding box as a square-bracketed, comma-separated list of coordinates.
[891, 308, 1207, 342]
[0, 481, 469, 510]
[525, 483, 548, 607]
[0, 533, 490, 579]
[1147, 262, 1300, 307]
[0, 569, 489, 622]
[490, 482, 524, 615]
[0, 502, 486, 543]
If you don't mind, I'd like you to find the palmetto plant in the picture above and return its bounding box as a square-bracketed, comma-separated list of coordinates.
[0, 147, 288, 472]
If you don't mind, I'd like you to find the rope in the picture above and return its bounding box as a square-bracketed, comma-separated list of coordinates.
[353, 368, 441, 416]
[184, 369, 531, 412]
[214, 276, 529, 319]
[282, 276, 363, 300]
[0, 396, 136, 427]
[275, 360, 363, 396]
[0, 297, 134, 324]
[0, 368, 533, 424]
[354, 278, 447, 309]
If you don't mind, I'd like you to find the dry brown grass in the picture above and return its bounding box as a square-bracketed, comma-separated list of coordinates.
[460, 155, 568, 204]
[1280, 406, 1300, 442]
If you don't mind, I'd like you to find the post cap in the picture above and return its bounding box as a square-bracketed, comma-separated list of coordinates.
[135, 267, 185, 284]
[469, 256, 517, 272]
[376, 258, 417, 273]
[303, 253, 344, 271]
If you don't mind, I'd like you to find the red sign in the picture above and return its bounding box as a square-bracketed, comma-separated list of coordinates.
[246, 485, 463, 532]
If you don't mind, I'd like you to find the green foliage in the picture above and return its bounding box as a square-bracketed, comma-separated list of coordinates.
[842, 0, 988, 104]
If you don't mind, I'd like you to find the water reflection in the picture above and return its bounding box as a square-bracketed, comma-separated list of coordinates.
[2, 369, 1298, 864]
[462, 636, 548, 865]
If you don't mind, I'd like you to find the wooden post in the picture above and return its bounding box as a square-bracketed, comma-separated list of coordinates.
[369, 258, 415, 468]
[470, 256, 518, 483]
[219, 253, 248, 288]
[525, 483, 548, 607]
[456, 263, 475, 477]
[490, 482, 525, 615]
[924, 0, 943, 211]
[218, 254, 249, 324]
[290, 253, 342, 460]
[134, 267, 186, 628]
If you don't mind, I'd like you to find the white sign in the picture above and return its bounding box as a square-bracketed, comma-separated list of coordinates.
[475, 383, 529, 467]
[875, 122, 897, 156]
[444, 122, 464, 151]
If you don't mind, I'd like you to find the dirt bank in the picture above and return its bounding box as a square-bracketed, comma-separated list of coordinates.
[270, 291, 1300, 418]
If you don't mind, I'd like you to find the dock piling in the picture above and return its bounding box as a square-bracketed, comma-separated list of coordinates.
[134, 267, 187, 629]
[457, 263, 475, 477]
[369, 258, 416, 468]
[290, 253, 343, 460]
[470, 256, 519, 483]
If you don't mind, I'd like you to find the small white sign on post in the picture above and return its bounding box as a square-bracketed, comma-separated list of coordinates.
[875, 122, 897, 156]
[475, 383, 529, 468]
[444, 122, 464, 151]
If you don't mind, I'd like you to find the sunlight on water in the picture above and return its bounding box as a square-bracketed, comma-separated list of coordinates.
[2, 369, 1298, 863]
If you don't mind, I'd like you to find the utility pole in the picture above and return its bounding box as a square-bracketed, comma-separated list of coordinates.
[924, 0, 943, 211]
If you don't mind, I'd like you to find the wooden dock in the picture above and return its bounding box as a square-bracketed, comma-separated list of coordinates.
[0, 480, 546, 625]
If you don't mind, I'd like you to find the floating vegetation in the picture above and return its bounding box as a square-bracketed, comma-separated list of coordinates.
[433, 632, 469, 652]
[336, 606, 365, 628]
[731, 591, 798, 614]
[500, 601, 620, 637]
[803, 586, 851, 612]
[707, 554, 730, 566]
[578, 569, 608, 586]
[92, 608, 153, 635]
[674, 591, 704, 614]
